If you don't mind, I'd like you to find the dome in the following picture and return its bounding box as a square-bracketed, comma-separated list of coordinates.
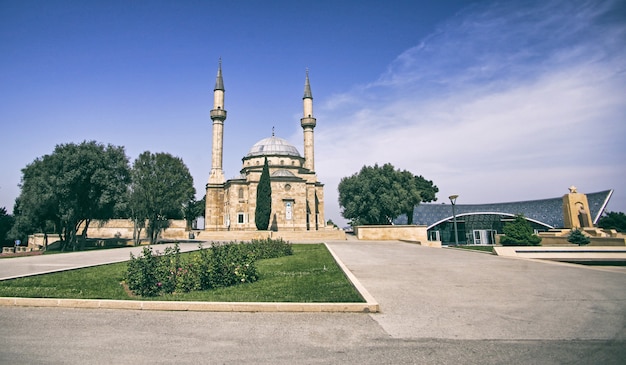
[246, 136, 301, 157]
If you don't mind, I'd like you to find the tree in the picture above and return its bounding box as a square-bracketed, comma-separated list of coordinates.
[129, 152, 195, 244]
[399, 170, 439, 224]
[183, 195, 205, 230]
[500, 214, 542, 246]
[255, 157, 272, 230]
[13, 141, 130, 251]
[597, 211, 626, 233]
[0, 207, 15, 246]
[338, 163, 438, 225]
[567, 228, 590, 246]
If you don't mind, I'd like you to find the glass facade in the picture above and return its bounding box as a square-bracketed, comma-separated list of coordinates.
[428, 213, 552, 245]
[393, 190, 613, 245]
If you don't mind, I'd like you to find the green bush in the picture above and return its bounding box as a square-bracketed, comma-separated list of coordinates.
[126, 239, 292, 297]
[126, 246, 162, 297]
[244, 238, 293, 259]
[500, 214, 542, 246]
[567, 228, 590, 246]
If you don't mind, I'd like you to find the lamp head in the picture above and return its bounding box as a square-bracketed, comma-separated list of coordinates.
[448, 194, 459, 204]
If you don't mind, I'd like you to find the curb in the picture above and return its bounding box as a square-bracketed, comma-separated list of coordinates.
[0, 297, 378, 312]
[0, 243, 379, 313]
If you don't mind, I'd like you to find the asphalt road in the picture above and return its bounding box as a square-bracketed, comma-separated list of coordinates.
[1, 240, 625, 364]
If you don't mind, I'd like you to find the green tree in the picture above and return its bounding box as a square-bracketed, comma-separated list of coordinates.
[12, 141, 130, 251]
[0, 207, 15, 246]
[255, 157, 272, 230]
[567, 228, 590, 246]
[129, 151, 195, 244]
[399, 170, 439, 224]
[338, 163, 438, 225]
[500, 214, 542, 246]
[183, 195, 206, 230]
[597, 211, 626, 232]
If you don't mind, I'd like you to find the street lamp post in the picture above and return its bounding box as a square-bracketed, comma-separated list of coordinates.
[449, 194, 459, 246]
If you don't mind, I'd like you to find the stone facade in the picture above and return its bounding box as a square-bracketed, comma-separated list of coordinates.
[203, 64, 343, 239]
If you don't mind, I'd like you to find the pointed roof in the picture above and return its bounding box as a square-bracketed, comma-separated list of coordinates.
[303, 69, 312, 99]
[214, 58, 224, 91]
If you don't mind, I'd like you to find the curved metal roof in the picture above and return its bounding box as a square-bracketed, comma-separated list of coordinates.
[394, 190, 613, 229]
[246, 136, 301, 158]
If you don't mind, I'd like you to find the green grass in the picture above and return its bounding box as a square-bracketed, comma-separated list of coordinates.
[453, 245, 494, 253]
[0, 244, 365, 303]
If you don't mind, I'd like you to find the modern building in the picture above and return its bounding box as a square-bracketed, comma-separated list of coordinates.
[395, 188, 613, 245]
[204, 62, 330, 235]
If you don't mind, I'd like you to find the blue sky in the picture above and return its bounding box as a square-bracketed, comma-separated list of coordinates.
[1, 0, 625, 226]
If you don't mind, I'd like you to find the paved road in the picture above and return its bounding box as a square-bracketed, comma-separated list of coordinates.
[1, 240, 625, 364]
[0, 242, 201, 281]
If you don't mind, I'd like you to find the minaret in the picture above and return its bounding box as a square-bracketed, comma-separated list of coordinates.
[208, 59, 227, 184]
[205, 60, 227, 231]
[301, 69, 316, 172]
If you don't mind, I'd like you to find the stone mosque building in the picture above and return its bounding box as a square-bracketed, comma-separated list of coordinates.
[203, 62, 345, 240]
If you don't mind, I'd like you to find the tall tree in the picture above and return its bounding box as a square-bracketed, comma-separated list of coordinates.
[13, 141, 130, 251]
[129, 152, 195, 244]
[338, 163, 438, 225]
[398, 170, 439, 225]
[0, 207, 14, 246]
[255, 157, 272, 230]
[597, 211, 626, 232]
[183, 195, 206, 230]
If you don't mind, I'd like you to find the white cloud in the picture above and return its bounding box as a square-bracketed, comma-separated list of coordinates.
[315, 0, 626, 226]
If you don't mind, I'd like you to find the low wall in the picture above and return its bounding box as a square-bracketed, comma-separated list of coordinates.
[354, 225, 429, 242]
[26, 220, 346, 249]
[196, 229, 346, 243]
[537, 235, 626, 247]
[28, 234, 62, 250]
[493, 246, 626, 262]
[81, 219, 188, 240]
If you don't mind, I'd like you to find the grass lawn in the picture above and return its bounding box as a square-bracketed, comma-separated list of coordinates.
[0, 244, 365, 303]
[452, 245, 494, 253]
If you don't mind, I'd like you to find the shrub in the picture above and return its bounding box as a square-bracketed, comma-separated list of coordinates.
[244, 238, 293, 259]
[125, 239, 292, 297]
[567, 228, 590, 246]
[500, 214, 542, 246]
[126, 246, 162, 297]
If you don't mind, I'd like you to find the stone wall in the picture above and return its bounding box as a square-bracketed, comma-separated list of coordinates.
[81, 219, 188, 240]
[195, 227, 346, 242]
[354, 225, 429, 243]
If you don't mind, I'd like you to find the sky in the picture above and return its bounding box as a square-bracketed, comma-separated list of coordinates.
[1, 0, 625, 227]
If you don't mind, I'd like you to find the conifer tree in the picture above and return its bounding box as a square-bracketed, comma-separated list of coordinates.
[567, 228, 590, 246]
[500, 214, 542, 246]
[255, 157, 272, 230]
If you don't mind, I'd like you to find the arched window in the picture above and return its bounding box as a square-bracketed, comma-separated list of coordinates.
[238, 188, 244, 199]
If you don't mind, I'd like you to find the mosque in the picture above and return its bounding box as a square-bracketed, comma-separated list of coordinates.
[203, 62, 343, 240]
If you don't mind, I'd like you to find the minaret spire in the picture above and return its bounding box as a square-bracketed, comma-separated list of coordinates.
[301, 69, 316, 172]
[214, 58, 224, 91]
[208, 59, 227, 184]
[303, 68, 312, 99]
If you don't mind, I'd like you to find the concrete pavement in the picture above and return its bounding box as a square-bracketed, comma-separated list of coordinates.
[1, 240, 625, 364]
[0, 242, 201, 281]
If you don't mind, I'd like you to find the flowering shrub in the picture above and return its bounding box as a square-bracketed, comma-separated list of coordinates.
[125, 239, 292, 297]
[126, 246, 163, 297]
